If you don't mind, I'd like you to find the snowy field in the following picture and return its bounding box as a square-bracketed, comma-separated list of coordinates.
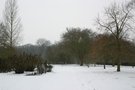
[0, 65, 135, 90]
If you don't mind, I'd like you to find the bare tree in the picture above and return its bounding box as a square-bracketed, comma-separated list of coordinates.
[96, 2, 134, 72]
[4, 0, 22, 48]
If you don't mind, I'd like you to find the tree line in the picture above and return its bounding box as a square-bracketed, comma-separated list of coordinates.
[19, 27, 135, 72]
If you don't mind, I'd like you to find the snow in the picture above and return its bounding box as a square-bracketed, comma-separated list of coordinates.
[0, 65, 135, 90]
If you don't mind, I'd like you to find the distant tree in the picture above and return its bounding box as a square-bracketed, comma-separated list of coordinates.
[36, 38, 51, 60]
[91, 34, 110, 69]
[120, 39, 135, 66]
[45, 44, 57, 64]
[3, 0, 22, 48]
[36, 38, 51, 47]
[96, 2, 134, 72]
[45, 41, 72, 64]
[62, 28, 94, 66]
[55, 42, 71, 64]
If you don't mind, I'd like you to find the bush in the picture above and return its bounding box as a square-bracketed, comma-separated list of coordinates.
[11, 55, 25, 74]
[15, 69, 24, 74]
[0, 58, 11, 72]
[0, 50, 53, 74]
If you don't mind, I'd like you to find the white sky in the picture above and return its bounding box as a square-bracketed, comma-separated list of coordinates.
[0, 0, 126, 45]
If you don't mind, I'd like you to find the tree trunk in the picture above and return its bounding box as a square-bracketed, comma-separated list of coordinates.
[112, 59, 115, 67]
[117, 62, 120, 72]
[104, 64, 106, 69]
[94, 64, 96, 67]
[112, 64, 115, 67]
[79, 55, 83, 66]
[80, 59, 83, 66]
[104, 59, 106, 69]
[116, 38, 121, 72]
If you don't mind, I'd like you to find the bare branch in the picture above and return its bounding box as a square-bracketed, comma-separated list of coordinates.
[3, 0, 22, 47]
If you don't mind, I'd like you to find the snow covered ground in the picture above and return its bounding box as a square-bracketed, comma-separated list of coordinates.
[0, 65, 135, 90]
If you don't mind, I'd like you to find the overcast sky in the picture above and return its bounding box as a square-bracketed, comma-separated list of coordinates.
[0, 0, 125, 45]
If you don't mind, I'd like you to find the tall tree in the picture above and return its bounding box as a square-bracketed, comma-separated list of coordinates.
[97, 2, 134, 71]
[4, 0, 22, 48]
